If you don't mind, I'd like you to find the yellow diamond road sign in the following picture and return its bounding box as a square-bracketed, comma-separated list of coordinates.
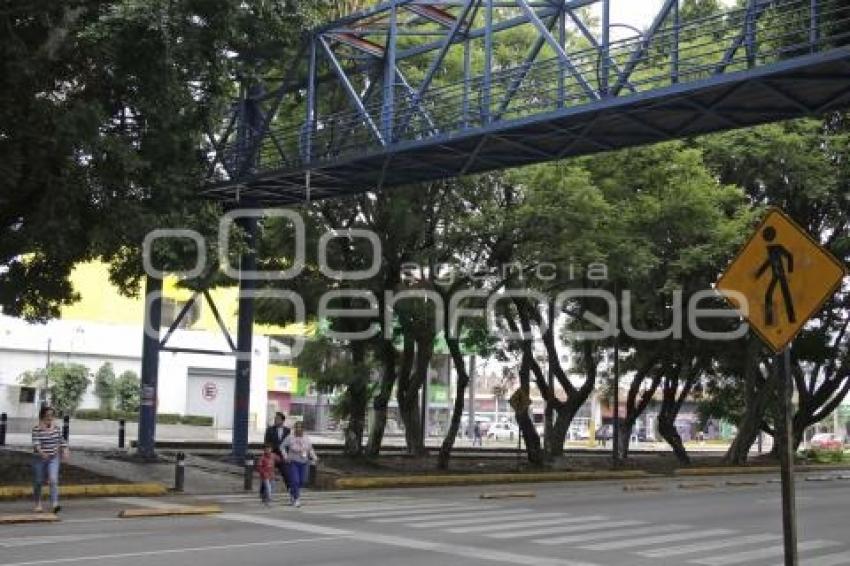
[716, 208, 846, 353]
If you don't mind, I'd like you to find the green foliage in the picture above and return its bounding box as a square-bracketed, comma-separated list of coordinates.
[0, 1, 335, 319]
[94, 363, 117, 413]
[115, 370, 141, 413]
[805, 448, 849, 464]
[73, 409, 212, 426]
[20, 363, 91, 415]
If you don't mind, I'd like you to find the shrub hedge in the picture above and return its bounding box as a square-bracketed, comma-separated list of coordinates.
[73, 409, 212, 427]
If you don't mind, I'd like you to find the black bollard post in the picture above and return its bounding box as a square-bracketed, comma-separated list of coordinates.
[0, 413, 6, 446]
[244, 456, 254, 492]
[174, 452, 185, 492]
[118, 419, 126, 449]
[309, 462, 317, 488]
[62, 415, 70, 442]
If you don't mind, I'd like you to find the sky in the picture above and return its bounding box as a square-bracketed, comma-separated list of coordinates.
[602, 0, 737, 38]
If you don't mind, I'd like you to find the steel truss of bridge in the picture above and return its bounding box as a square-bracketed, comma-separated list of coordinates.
[202, 0, 850, 206]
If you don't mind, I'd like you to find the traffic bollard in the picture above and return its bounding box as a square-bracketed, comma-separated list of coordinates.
[118, 419, 126, 449]
[174, 452, 186, 492]
[244, 457, 254, 491]
[0, 413, 7, 446]
[62, 415, 70, 442]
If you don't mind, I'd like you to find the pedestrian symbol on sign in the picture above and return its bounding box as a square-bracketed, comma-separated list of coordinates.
[755, 225, 796, 326]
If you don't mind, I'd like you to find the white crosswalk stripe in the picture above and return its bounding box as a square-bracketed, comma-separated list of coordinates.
[409, 512, 565, 529]
[301, 502, 436, 515]
[691, 540, 841, 565]
[581, 528, 734, 551]
[638, 534, 780, 558]
[449, 516, 607, 535]
[494, 519, 644, 540]
[536, 524, 692, 545]
[271, 495, 849, 566]
[338, 503, 469, 518]
[371, 508, 528, 524]
[794, 551, 850, 566]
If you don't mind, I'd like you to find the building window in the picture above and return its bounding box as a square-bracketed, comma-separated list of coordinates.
[19, 387, 36, 404]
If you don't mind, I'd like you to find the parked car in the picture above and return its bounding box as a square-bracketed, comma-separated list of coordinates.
[488, 422, 520, 441]
[810, 433, 843, 450]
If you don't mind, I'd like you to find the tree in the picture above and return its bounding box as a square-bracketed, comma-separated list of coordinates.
[700, 116, 850, 455]
[0, 1, 333, 319]
[294, 335, 376, 455]
[115, 370, 141, 413]
[94, 362, 117, 413]
[20, 363, 91, 415]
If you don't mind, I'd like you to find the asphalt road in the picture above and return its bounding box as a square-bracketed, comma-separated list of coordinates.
[2, 473, 848, 566]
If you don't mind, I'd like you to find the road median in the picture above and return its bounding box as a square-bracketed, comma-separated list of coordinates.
[335, 470, 650, 489]
[118, 505, 221, 518]
[0, 513, 60, 524]
[0, 483, 167, 501]
[675, 463, 850, 477]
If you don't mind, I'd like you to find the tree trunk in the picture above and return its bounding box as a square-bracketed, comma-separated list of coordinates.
[438, 340, 468, 470]
[658, 410, 690, 465]
[366, 340, 399, 456]
[396, 332, 431, 456]
[723, 382, 771, 465]
[399, 396, 424, 454]
[550, 395, 590, 457]
[548, 339, 598, 458]
[342, 344, 369, 456]
[367, 388, 390, 457]
[516, 408, 545, 466]
[344, 382, 367, 456]
[617, 418, 635, 460]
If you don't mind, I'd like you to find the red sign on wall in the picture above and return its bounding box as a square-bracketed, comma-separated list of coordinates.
[201, 382, 218, 401]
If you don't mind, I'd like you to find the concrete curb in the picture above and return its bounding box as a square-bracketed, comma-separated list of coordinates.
[623, 484, 664, 492]
[0, 483, 168, 501]
[0, 513, 60, 524]
[118, 505, 221, 518]
[334, 470, 650, 489]
[678, 482, 717, 490]
[725, 480, 761, 486]
[675, 464, 850, 477]
[479, 491, 536, 499]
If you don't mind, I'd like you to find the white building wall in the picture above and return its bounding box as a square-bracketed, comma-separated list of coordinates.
[0, 315, 268, 430]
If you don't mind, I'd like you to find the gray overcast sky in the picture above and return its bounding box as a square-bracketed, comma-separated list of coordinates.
[602, 0, 736, 38]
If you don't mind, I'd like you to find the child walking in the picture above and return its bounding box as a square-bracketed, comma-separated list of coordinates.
[281, 421, 317, 508]
[256, 443, 281, 506]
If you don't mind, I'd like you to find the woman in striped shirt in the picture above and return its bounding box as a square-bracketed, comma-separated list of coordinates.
[32, 406, 68, 513]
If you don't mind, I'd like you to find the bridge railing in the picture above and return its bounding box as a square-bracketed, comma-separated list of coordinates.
[213, 0, 849, 186]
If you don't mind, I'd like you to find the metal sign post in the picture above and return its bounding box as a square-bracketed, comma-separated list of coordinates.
[716, 208, 848, 566]
[779, 348, 798, 566]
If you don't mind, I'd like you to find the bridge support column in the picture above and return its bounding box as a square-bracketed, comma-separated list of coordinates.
[232, 216, 257, 460]
[138, 275, 162, 458]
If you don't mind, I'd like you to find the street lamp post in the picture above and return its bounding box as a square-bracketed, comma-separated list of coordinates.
[43, 338, 52, 406]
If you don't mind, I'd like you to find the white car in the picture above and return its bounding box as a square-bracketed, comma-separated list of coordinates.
[488, 422, 520, 441]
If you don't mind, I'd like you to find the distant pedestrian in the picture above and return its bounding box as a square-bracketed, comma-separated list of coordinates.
[256, 443, 282, 506]
[472, 421, 483, 447]
[282, 421, 317, 508]
[264, 412, 291, 489]
[31, 406, 68, 513]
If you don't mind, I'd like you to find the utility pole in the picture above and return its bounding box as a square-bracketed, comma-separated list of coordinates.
[545, 299, 555, 454]
[612, 283, 621, 466]
[43, 338, 52, 406]
[468, 355, 477, 440]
